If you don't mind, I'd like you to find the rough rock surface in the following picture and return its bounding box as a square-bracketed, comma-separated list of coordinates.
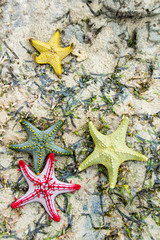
[0, 0, 160, 239]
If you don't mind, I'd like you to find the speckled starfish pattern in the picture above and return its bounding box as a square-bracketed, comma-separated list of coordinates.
[9, 120, 73, 174]
[11, 153, 81, 221]
[79, 117, 148, 188]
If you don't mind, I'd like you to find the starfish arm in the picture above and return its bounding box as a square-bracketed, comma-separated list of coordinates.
[44, 120, 64, 138]
[40, 153, 56, 179]
[29, 38, 50, 52]
[118, 146, 148, 164]
[79, 149, 104, 171]
[110, 117, 129, 144]
[103, 161, 120, 188]
[35, 52, 62, 77]
[11, 190, 40, 209]
[45, 179, 80, 221]
[20, 120, 41, 138]
[19, 160, 39, 185]
[44, 181, 81, 221]
[48, 54, 62, 78]
[11, 161, 41, 208]
[48, 29, 60, 48]
[52, 180, 81, 196]
[32, 150, 47, 175]
[34, 52, 50, 64]
[42, 195, 60, 222]
[47, 142, 73, 156]
[57, 43, 74, 61]
[9, 140, 32, 153]
[89, 122, 108, 148]
[79, 149, 121, 188]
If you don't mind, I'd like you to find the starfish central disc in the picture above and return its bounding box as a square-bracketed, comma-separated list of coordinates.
[79, 117, 148, 188]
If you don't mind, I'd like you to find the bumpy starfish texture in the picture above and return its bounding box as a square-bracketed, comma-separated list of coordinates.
[9, 120, 72, 174]
[79, 117, 148, 188]
[11, 153, 81, 221]
[29, 29, 73, 78]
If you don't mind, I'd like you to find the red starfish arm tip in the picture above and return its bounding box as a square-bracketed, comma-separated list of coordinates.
[11, 200, 21, 209]
[48, 153, 55, 160]
[49, 215, 60, 222]
[19, 160, 26, 168]
[48, 153, 57, 162]
[53, 214, 60, 222]
[19, 160, 31, 170]
[18, 160, 40, 185]
[73, 184, 81, 191]
[41, 153, 57, 178]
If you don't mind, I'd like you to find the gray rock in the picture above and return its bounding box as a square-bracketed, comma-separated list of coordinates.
[91, 196, 101, 215]
[149, 31, 160, 43]
[103, 0, 160, 18]
[64, 25, 77, 41]
[75, 30, 84, 43]
[64, 24, 85, 43]
[109, 22, 129, 40]
[149, 21, 160, 32]
[149, 21, 160, 42]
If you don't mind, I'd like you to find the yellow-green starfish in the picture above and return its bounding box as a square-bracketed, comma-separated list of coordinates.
[79, 117, 147, 188]
[29, 29, 73, 78]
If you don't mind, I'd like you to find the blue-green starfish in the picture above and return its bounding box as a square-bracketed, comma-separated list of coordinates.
[79, 117, 148, 188]
[9, 120, 72, 174]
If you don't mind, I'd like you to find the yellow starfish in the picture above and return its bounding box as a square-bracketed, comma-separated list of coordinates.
[29, 29, 73, 78]
[79, 117, 148, 188]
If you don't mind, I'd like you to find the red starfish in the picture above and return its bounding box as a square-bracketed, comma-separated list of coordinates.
[11, 153, 81, 222]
